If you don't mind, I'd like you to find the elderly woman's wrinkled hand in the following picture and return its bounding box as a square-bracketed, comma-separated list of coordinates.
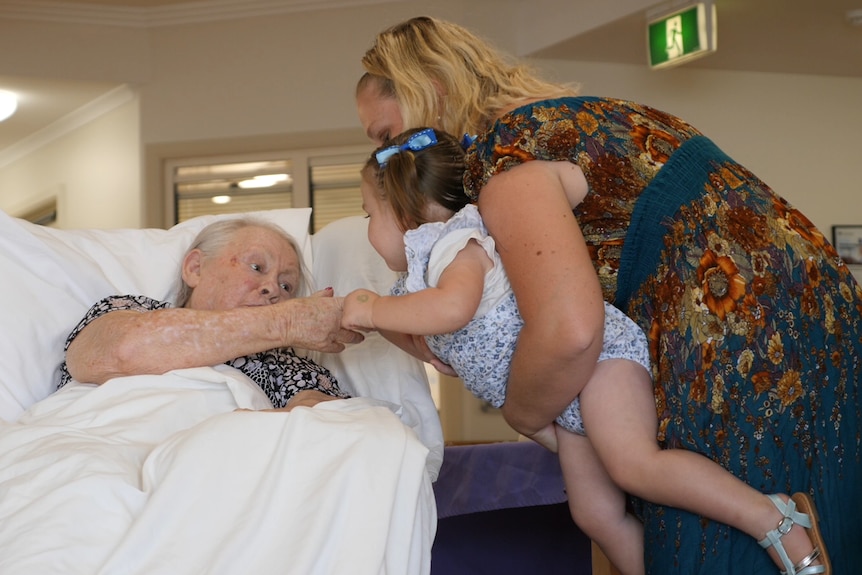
[236, 390, 342, 413]
[279, 389, 342, 411]
[281, 289, 364, 353]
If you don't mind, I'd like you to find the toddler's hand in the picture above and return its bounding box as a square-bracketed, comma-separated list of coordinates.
[342, 288, 379, 332]
[279, 295, 363, 352]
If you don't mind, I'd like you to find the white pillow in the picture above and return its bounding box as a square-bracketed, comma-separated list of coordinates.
[309, 216, 444, 478]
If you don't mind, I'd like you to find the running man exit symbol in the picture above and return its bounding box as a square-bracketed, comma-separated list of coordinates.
[666, 16, 683, 60]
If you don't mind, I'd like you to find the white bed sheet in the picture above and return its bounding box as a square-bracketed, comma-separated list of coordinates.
[0, 366, 435, 575]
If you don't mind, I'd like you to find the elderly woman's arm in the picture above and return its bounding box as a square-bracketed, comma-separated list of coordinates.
[66, 296, 361, 385]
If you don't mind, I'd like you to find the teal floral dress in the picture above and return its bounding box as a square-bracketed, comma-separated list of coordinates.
[464, 97, 862, 574]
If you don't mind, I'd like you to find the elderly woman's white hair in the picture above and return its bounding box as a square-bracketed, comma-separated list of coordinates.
[175, 216, 310, 307]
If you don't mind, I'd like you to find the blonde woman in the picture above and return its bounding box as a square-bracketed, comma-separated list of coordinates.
[354, 15, 861, 575]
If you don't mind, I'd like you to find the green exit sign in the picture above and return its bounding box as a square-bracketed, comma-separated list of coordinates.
[648, 2, 717, 69]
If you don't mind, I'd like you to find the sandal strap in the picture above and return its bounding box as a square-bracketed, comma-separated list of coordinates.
[758, 494, 818, 575]
[792, 548, 825, 575]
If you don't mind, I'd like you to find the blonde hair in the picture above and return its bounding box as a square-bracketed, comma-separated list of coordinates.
[363, 128, 470, 233]
[360, 16, 579, 138]
[175, 217, 309, 307]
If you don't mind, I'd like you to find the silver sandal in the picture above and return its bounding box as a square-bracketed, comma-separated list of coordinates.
[757, 493, 830, 575]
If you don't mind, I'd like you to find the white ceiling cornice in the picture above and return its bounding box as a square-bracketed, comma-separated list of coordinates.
[0, 0, 400, 28]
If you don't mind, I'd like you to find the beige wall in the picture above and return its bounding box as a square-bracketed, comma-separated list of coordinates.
[0, 1, 858, 231]
[0, 93, 141, 228]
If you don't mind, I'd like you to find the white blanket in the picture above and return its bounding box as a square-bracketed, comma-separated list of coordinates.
[0, 366, 436, 575]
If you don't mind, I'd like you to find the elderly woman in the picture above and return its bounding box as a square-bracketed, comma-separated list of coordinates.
[60, 217, 363, 410]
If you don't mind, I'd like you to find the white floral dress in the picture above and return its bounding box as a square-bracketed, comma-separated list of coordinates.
[392, 204, 650, 435]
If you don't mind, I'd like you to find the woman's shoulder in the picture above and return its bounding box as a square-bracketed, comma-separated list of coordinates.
[78, 295, 170, 323]
[496, 95, 615, 117]
[61, 295, 172, 365]
[464, 98, 594, 199]
[404, 205, 486, 256]
[95, 294, 172, 311]
[402, 205, 493, 292]
[495, 96, 687, 125]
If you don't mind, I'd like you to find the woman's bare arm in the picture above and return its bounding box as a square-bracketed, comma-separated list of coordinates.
[373, 329, 423, 358]
[375, 330, 459, 376]
[478, 160, 604, 437]
[67, 295, 361, 385]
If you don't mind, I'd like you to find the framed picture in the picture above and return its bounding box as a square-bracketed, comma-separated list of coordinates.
[832, 225, 862, 265]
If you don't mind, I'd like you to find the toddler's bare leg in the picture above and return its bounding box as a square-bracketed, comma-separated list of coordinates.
[579, 359, 825, 573]
[558, 427, 644, 575]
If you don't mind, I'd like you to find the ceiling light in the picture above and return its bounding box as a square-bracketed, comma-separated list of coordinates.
[211, 195, 232, 204]
[237, 174, 291, 189]
[0, 90, 17, 122]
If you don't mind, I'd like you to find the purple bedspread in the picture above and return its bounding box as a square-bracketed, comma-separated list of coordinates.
[430, 441, 591, 575]
[432, 440, 568, 518]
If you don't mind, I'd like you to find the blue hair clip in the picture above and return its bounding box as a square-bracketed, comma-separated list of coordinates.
[460, 133, 477, 149]
[375, 128, 438, 167]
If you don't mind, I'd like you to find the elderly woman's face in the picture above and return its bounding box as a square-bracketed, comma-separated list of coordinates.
[356, 82, 404, 147]
[183, 227, 301, 310]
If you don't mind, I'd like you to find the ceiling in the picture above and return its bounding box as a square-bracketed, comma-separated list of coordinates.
[0, 0, 860, 157]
